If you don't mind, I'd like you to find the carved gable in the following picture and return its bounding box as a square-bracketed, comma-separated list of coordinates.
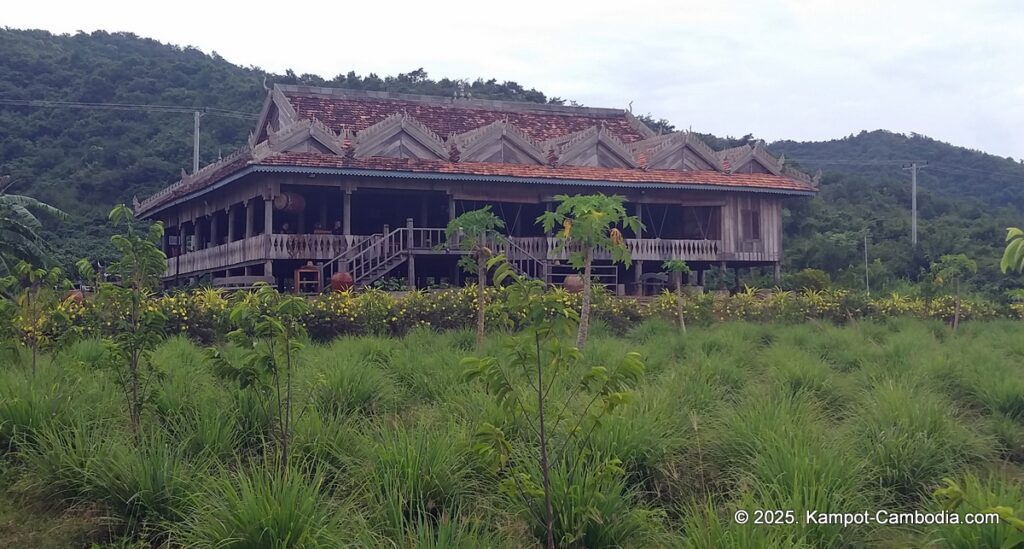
[547, 126, 637, 168]
[718, 142, 784, 175]
[354, 113, 448, 160]
[450, 120, 547, 164]
[632, 132, 722, 171]
[266, 118, 344, 156]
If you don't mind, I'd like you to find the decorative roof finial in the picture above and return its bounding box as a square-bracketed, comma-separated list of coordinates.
[342, 129, 356, 160]
[722, 158, 733, 174]
[547, 147, 559, 168]
[448, 141, 461, 163]
[637, 150, 648, 171]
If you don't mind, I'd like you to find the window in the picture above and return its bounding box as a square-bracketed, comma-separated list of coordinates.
[742, 209, 761, 240]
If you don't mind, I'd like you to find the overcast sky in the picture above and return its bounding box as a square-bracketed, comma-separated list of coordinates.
[6, 0, 1023, 158]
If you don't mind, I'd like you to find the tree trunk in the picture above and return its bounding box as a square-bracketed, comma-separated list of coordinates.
[283, 339, 292, 479]
[953, 280, 961, 331]
[535, 333, 555, 549]
[576, 248, 593, 349]
[130, 353, 140, 436]
[675, 272, 686, 333]
[476, 253, 486, 347]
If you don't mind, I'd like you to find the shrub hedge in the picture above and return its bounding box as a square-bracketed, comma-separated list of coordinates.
[33, 285, 1012, 345]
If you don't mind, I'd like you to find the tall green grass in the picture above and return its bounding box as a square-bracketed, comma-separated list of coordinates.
[1, 319, 1021, 547]
[172, 465, 343, 548]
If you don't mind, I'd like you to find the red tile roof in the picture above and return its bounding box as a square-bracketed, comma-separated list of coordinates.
[137, 88, 817, 216]
[284, 92, 649, 144]
[258, 152, 816, 193]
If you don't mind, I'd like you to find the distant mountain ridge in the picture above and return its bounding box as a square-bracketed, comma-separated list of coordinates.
[1, 28, 1021, 293]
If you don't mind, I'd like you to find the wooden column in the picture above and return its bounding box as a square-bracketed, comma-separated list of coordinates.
[227, 205, 237, 242]
[773, 262, 781, 285]
[634, 203, 644, 295]
[202, 218, 208, 249]
[245, 199, 255, 238]
[209, 213, 219, 247]
[319, 191, 327, 228]
[420, 198, 429, 227]
[264, 198, 274, 235]
[448, 193, 456, 222]
[406, 218, 416, 290]
[343, 190, 352, 235]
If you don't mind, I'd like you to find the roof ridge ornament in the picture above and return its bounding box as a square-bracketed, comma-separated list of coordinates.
[341, 127, 356, 160]
[547, 146, 559, 168]
[448, 140, 461, 163]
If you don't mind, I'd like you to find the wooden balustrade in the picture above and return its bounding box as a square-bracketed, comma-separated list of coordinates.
[408, 227, 447, 250]
[506, 237, 725, 262]
[165, 230, 741, 280]
[164, 234, 367, 277]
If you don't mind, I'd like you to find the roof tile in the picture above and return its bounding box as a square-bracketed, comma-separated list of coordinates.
[259, 152, 816, 193]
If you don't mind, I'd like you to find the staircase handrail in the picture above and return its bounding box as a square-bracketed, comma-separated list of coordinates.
[322, 233, 381, 279]
[348, 227, 408, 287]
[500, 236, 549, 281]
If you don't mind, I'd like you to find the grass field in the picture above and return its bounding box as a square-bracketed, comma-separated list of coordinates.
[1, 317, 1022, 547]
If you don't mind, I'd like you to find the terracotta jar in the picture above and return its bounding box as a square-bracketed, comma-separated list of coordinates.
[64, 289, 85, 304]
[563, 274, 584, 293]
[330, 271, 354, 292]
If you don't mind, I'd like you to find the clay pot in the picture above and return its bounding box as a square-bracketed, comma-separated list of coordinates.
[64, 289, 85, 304]
[330, 271, 354, 292]
[563, 274, 584, 294]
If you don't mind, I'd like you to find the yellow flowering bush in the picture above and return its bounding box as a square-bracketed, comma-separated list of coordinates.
[156, 288, 230, 344]
[924, 295, 1000, 322]
[10, 285, 1014, 346]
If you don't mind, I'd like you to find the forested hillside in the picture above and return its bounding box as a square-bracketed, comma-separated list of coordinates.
[2, 28, 1022, 295]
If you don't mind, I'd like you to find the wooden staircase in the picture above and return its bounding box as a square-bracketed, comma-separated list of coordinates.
[321, 223, 621, 291]
[320, 227, 403, 290]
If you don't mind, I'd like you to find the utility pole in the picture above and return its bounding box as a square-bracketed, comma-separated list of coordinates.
[864, 232, 870, 296]
[193, 110, 206, 175]
[902, 162, 926, 246]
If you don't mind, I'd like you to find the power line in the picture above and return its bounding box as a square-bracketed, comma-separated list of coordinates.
[0, 98, 258, 120]
[0, 97, 260, 175]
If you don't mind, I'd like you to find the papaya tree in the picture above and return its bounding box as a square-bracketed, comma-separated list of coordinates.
[662, 259, 691, 333]
[930, 254, 977, 330]
[537, 194, 642, 348]
[445, 206, 505, 347]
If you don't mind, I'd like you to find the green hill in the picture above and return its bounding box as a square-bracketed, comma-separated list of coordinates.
[1, 28, 1022, 294]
